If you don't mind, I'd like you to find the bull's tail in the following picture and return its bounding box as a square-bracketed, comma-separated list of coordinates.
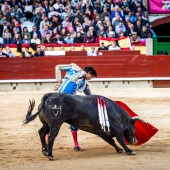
[23, 93, 52, 125]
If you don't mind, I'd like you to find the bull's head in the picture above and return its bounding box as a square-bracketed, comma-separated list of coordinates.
[124, 116, 148, 145]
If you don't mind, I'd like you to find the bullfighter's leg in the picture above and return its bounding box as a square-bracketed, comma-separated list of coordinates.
[46, 123, 62, 160]
[115, 135, 136, 155]
[38, 115, 49, 154]
[98, 134, 123, 153]
[70, 125, 81, 151]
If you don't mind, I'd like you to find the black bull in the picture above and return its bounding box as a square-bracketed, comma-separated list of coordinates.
[24, 93, 147, 160]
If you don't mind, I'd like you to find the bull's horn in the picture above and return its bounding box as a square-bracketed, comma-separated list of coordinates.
[131, 116, 148, 126]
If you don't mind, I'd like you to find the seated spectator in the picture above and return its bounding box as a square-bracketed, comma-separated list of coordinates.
[84, 31, 95, 43]
[108, 41, 121, 51]
[13, 33, 22, 44]
[20, 46, 33, 58]
[3, 28, 12, 39]
[21, 34, 31, 44]
[0, 46, 9, 57]
[116, 29, 124, 38]
[70, 46, 75, 51]
[115, 21, 126, 35]
[60, 46, 65, 51]
[69, 27, 76, 39]
[80, 45, 86, 51]
[97, 26, 107, 38]
[60, 28, 67, 39]
[135, 20, 142, 36]
[139, 26, 151, 42]
[41, 25, 52, 39]
[39, 16, 50, 31]
[108, 31, 115, 38]
[87, 46, 97, 56]
[31, 34, 41, 44]
[65, 20, 74, 34]
[53, 34, 64, 44]
[74, 32, 84, 43]
[98, 42, 108, 50]
[21, 27, 31, 39]
[4, 34, 13, 44]
[42, 33, 53, 44]
[30, 26, 41, 39]
[64, 33, 74, 44]
[126, 23, 135, 37]
[130, 32, 140, 44]
[89, 26, 97, 39]
[4, 46, 15, 58]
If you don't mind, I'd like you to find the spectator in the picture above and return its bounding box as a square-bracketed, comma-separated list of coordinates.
[80, 45, 86, 51]
[60, 28, 67, 39]
[31, 34, 41, 44]
[0, 36, 4, 45]
[69, 27, 76, 39]
[0, 46, 9, 57]
[60, 46, 65, 51]
[140, 25, 151, 39]
[70, 46, 75, 51]
[21, 27, 31, 39]
[4, 33, 13, 44]
[13, 33, 22, 44]
[87, 46, 97, 56]
[98, 42, 108, 50]
[84, 20, 93, 33]
[53, 34, 63, 44]
[115, 21, 126, 34]
[130, 32, 140, 43]
[39, 16, 50, 31]
[3, 28, 12, 39]
[24, 1, 33, 21]
[97, 26, 107, 38]
[64, 33, 74, 44]
[101, 7, 110, 21]
[134, 20, 142, 36]
[110, 6, 123, 21]
[126, 23, 135, 37]
[20, 46, 33, 58]
[108, 41, 121, 51]
[42, 33, 53, 44]
[41, 25, 52, 38]
[49, 46, 54, 51]
[21, 34, 31, 44]
[108, 31, 115, 38]
[65, 20, 74, 34]
[4, 46, 15, 58]
[74, 32, 84, 43]
[89, 26, 97, 39]
[84, 31, 95, 43]
[30, 26, 41, 39]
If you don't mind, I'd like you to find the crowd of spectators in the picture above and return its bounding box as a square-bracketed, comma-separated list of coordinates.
[0, 0, 153, 57]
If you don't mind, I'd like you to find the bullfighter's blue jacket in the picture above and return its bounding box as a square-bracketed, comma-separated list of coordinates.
[55, 63, 92, 95]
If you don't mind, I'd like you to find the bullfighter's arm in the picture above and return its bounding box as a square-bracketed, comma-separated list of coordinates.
[55, 63, 81, 81]
[83, 84, 92, 95]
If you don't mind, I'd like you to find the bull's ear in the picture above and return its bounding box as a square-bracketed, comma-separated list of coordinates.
[131, 116, 148, 126]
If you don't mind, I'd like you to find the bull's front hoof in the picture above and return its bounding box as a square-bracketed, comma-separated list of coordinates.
[117, 148, 123, 153]
[48, 155, 55, 161]
[126, 151, 136, 155]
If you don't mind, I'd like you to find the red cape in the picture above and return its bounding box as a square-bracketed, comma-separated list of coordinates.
[115, 101, 158, 145]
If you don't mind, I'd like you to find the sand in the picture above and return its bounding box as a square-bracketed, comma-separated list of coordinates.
[0, 88, 170, 170]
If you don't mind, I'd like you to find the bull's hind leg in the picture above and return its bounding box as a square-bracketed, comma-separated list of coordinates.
[46, 123, 62, 160]
[99, 134, 123, 153]
[38, 115, 49, 155]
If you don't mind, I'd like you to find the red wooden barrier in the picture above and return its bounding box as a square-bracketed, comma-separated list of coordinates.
[0, 55, 170, 80]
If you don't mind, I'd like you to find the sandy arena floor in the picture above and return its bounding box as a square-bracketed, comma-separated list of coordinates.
[0, 88, 170, 170]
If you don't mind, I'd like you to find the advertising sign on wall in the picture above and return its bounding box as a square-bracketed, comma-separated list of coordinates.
[149, 0, 170, 14]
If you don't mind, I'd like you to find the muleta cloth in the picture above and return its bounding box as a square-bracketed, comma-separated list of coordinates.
[115, 101, 158, 145]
